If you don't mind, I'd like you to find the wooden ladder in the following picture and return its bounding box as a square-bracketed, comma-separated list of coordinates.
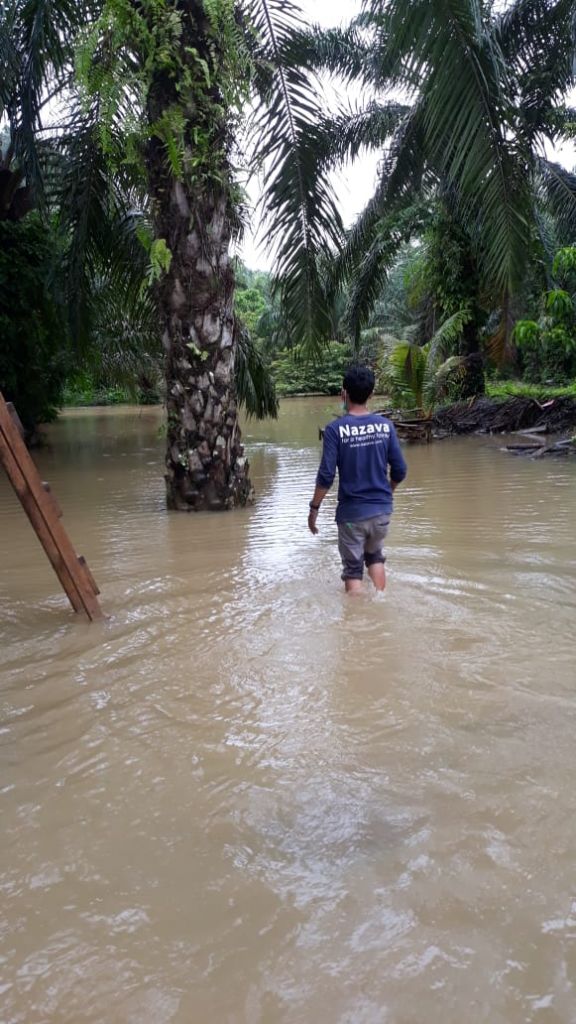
[0, 392, 103, 621]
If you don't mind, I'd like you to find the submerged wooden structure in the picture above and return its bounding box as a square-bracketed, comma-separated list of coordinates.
[0, 392, 103, 621]
[390, 417, 433, 443]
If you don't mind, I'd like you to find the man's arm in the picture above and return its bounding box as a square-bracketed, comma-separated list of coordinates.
[388, 425, 407, 489]
[308, 484, 329, 535]
[308, 425, 337, 535]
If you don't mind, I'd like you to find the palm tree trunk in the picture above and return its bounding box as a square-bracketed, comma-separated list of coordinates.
[459, 315, 485, 398]
[152, 179, 253, 511]
[143, 4, 253, 512]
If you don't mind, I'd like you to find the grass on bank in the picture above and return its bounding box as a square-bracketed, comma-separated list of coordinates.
[62, 381, 160, 407]
[486, 380, 576, 401]
[61, 376, 576, 410]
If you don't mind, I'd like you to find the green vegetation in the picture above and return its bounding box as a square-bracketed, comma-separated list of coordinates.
[486, 381, 576, 401]
[62, 380, 160, 408]
[1, 0, 576, 472]
[513, 247, 576, 385]
[0, 217, 68, 432]
[272, 343, 351, 397]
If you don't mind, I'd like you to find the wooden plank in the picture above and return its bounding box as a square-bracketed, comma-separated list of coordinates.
[0, 394, 103, 620]
[78, 555, 100, 596]
[42, 482, 63, 519]
[515, 425, 548, 436]
[0, 427, 85, 614]
[506, 443, 544, 451]
[6, 401, 25, 438]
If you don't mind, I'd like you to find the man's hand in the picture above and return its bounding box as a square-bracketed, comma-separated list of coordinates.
[308, 508, 319, 535]
[308, 487, 328, 534]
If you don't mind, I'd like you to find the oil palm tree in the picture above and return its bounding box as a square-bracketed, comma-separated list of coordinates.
[5, 0, 575, 496]
[1, 0, 299, 506]
[289, 0, 576, 368]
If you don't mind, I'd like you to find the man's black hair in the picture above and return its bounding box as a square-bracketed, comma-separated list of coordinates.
[343, 365, 375, 405]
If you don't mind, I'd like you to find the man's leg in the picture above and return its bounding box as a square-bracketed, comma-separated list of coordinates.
[367, 562, 386, 591]
[364, 515, 391, 592]
[338, 522, 366, 595]
[344, 578, 364, 595]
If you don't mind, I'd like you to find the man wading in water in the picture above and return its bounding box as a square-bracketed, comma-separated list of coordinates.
[308, 365, 407, 594]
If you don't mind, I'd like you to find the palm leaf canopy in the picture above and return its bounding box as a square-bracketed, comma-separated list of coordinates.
[246, 0, 347, 357]
[365, 0, 538, 295]
[3, 0, 576, 380]
[296, 0, 576, 351]
[0, 1, 99, 196]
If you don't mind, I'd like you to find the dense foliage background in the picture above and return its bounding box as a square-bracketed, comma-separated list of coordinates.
[1, 0, 576, 436]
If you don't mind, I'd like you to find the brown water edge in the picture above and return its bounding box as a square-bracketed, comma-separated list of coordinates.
[1, 398, 576, 1024]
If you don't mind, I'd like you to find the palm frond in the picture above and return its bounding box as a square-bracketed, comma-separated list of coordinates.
[426, 307, 472, 367]
[327, 106, 428, 306]
[495, 0, 576, 66]
[494, 0, 576, 142]
[344, 239, 396, 353]
[533, 207, 559, 280]
[369, 0, 533, 296]
[79, 279, 160, 392]
[537, 158, 576, 244]
[234, 322, 279, 419]
[0, 8, 19, 121]
[388, 340, 427, 410]
[276, 23, 376, 86]
[334, 185, 429, 345]
[305, 101, 410, 174]
[3, 0, 99, 196]
[248, 0, 346, 357]
[342, 208, 428, 349]
[328, 185, 387, 301]
[51, 93, 148, 349]
[424, 353, 468, 408]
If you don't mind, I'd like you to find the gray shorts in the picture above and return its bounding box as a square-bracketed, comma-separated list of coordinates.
[337, 514, 391, 580]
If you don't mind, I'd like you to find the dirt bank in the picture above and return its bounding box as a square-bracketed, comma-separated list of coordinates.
[432, 396, 576, 436]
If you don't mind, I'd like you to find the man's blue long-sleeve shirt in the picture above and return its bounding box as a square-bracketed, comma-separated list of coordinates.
[316, 413, 407, 523]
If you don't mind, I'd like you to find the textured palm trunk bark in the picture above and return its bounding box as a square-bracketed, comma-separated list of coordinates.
[153, 181, 253, 511]
[458, 322, 485, 398]
[144, 6, 254, 511]
[457, 251, 485, 397]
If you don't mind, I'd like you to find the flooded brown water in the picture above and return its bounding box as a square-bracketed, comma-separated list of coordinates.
[1, 398, 576, 1024]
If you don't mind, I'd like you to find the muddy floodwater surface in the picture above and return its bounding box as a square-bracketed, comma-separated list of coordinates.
[1, 398, 576, 1024]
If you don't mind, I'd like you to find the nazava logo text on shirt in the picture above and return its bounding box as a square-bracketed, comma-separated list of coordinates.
[338, 422, 390, 438]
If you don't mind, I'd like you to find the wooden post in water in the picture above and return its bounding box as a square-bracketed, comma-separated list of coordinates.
[0, 392, 103, 621]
